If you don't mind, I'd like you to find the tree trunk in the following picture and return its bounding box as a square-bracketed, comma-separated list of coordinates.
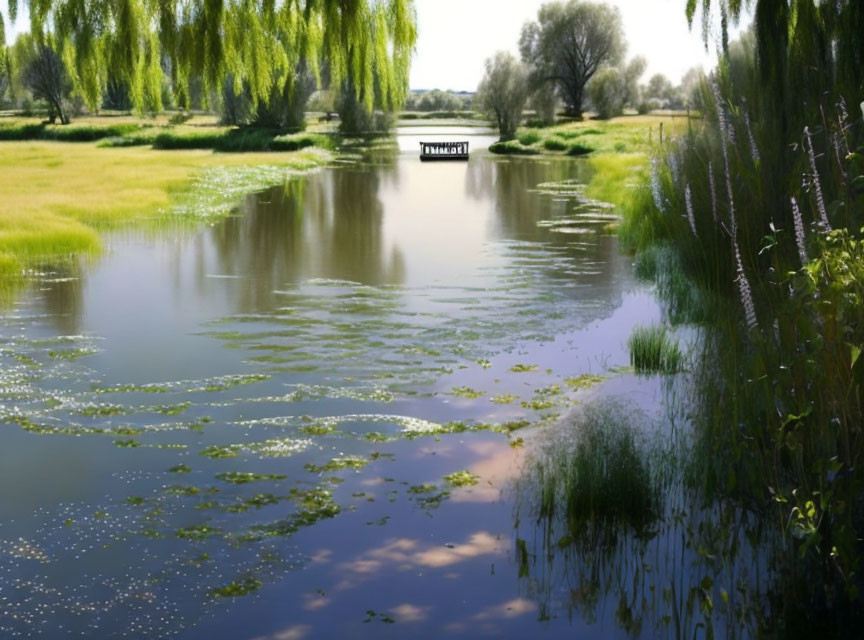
[562, 82, 584, 119]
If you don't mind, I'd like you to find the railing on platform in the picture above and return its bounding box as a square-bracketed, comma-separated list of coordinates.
[420, 141, 469, 161]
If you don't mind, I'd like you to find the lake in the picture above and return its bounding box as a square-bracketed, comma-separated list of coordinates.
[0, 126, 677, 639]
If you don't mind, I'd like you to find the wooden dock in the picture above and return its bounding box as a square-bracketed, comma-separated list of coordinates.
[420, 141, 469, 161]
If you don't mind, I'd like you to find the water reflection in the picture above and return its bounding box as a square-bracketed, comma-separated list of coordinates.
[208, 167, 407, 311]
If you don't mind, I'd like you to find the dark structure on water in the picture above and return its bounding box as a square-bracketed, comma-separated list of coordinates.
[420, 141, 469, 161]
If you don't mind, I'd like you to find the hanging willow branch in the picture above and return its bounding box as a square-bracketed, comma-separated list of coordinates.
[5, 0, 417, 115]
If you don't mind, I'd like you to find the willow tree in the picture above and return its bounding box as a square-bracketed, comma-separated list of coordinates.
[476, 52, 530, 141]
[0, 0, 417, 131]
[520, 0, 625, 119]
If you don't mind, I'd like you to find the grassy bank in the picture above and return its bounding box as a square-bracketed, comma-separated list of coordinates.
[0, 141, 331, 277]
[490, 115, 690, 218]
[489, 114, 690, 157]
[0, 116, 332, 153]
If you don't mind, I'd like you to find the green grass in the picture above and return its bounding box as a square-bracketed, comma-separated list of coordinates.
[627, 325, 683, 374]
[518, 130, 542, 146]
[488, 140, 539, 155]
[0, 140, 330, 280]
[542, 136, 568, 151]
[0, 122, 143, 142]
[531, 400, 659, 541]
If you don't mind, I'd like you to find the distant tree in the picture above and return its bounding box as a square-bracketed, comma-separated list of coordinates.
[644, 73, 675, 104]
[530, 83, 559, 125]
[679, 66, 705, 109]
[622, 56, 646, 106]
[476, 51, 530, 141]
[587, 56, 645, 119]
[587, 67, 625, 119]
[415, 89, 461, 112]
[520, 0, 625, 119]
[0, 47, 11, 106]
[14, 35, 72, 124]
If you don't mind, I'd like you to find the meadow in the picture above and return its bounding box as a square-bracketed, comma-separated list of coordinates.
[0, 138, 330, 277]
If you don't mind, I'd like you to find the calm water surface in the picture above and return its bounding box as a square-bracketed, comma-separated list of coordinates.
[0, 128, 667, 639]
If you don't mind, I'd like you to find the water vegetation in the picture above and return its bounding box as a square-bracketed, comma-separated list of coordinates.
[627, 325, 684, 374]
[489, 114, 688, 159]
[611, 1, 864, 633]
[526, 400, 660, 545]
[443, 470, 479, 488]
[0, 140, 330, 278]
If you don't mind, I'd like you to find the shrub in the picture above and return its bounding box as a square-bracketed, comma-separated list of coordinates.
[542, 136, 567, 151]
[489, 140, 539, 155]
[566, 143, 593, 156]
[270, 133, 328, 151]
[518, 130, 541, 145]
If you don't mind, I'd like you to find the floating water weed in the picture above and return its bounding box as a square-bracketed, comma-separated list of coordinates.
[564, 374, 606, 390]
[210, 577, 261, 598]
[443, 470, 479, 487]
[304, 456, 368, 473]
[450, 386, 484, 399]
[215, 472, 287, 485]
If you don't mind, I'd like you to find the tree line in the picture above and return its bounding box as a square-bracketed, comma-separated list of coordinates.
[476, 0, 703, 140]
[0, 0, 417, 133]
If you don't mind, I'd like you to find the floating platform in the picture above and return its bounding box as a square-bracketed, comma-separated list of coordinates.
[420, 141, 469, 161]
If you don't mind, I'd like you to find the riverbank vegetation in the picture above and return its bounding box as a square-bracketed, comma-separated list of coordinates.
[614, 0, 864, 634]
[0, 141, 329, 278]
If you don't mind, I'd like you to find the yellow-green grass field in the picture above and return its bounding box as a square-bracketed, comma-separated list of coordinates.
[0, 141, 330, 277]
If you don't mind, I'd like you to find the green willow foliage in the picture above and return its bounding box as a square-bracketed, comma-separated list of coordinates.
[624, 0, 864, 628]
[0, 0, 417, 117]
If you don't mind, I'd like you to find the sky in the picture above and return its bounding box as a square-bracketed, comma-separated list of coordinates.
[409, 0, 747, 91]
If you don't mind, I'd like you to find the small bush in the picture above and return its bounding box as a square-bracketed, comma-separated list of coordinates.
[152, 130, 225, 150]
[168, 112, 193, 125]
[423, 111, 478, 119]
[542, 136, 568, 151]
[97, 131, 160, 147]
[566, 143, 593, 156]
[627, 325, 683, 374]
[270, 133, 328, 151]
[0, 123, 140, 142]
[518, 130, 541, 146]
[489, 140, 539, 155]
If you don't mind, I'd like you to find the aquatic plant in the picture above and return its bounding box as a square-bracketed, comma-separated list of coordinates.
[443, 470, 479, 487]
[620, 3, 864, 630]
[210, 577, 261, 598]
[530, 400, 659, 543]
[627, 325, 683, 374]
